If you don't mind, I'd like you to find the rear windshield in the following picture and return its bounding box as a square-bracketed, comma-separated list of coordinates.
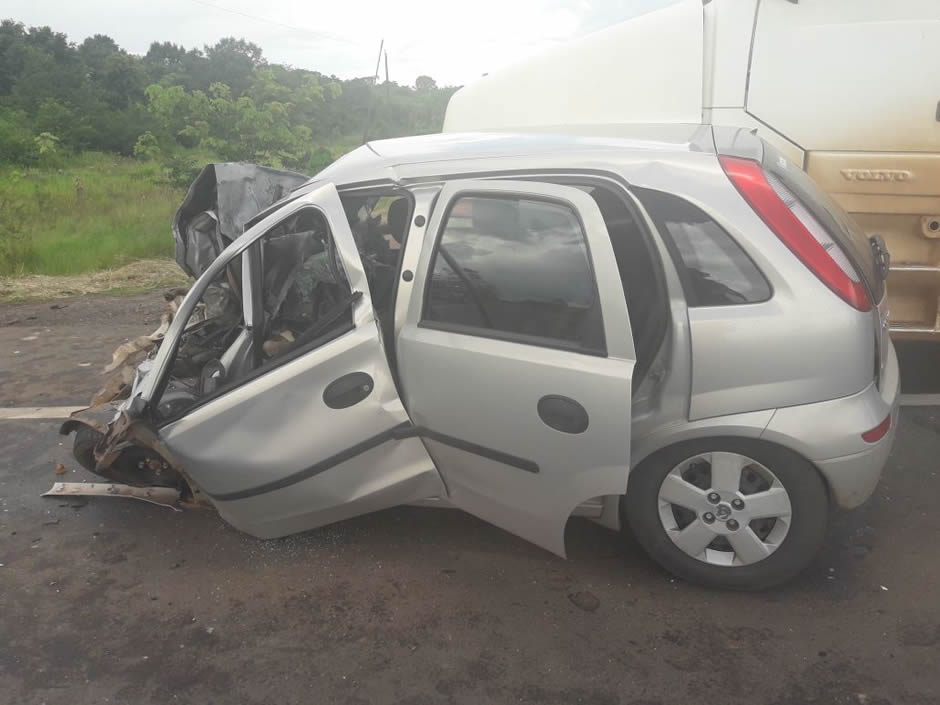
[761, 143, 884, 302]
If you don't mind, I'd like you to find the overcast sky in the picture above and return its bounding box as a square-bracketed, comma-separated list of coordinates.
[4, 0, 677, 86]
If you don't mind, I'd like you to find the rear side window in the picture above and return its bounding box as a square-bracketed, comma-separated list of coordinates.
[423, 195, 605, 354]
[636, 189, 771, 307]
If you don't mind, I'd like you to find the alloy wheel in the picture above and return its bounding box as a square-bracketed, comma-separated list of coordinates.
[657, 451, 793, 566]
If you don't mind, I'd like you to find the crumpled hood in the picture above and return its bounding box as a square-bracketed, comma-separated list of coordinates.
[173, 163, 310, 278]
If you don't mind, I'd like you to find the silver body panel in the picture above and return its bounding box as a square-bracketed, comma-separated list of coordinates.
[338, 136, 875, 421]
[151, 183, 445, 538]
[161, 323, 438, 498]
[128, 127, 898, 554]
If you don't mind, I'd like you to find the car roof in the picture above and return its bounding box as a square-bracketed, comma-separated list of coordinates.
[310, 124, 717, 186]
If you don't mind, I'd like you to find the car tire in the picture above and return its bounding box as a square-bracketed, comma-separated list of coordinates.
[72, 425, 103, 472]
[623, 438, 829, 590]
[72, 426, 181, 487]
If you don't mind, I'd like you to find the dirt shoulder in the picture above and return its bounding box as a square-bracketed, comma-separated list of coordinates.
[0, 259, 189, 304]
[0, 291, 168, 407]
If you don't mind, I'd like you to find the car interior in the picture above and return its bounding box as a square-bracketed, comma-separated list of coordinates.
[573, 182, 670, 387]
[152, 192, 410, 421]
[150, 177, 669, 421]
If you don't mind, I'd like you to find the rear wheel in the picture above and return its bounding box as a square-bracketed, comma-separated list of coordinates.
[623, 438, 828, 590]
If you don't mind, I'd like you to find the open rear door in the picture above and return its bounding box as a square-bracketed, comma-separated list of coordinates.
[397, 181, 636, 557]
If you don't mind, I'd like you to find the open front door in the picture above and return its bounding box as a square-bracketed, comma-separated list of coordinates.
[397, 181, 636, 557]
[142, 183, 444, 538]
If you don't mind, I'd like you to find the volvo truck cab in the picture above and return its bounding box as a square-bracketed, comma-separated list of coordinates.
[442, 0, 940, 340]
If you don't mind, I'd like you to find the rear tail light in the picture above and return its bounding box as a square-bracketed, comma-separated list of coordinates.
[861, 414, 891, 443]
[719, 156, 871, 312]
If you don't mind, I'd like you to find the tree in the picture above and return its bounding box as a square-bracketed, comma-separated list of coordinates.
[0, 19, 459, 168]
[0, 20, 27, 94]
[204, 37, 264, 97]
[144, 41, 209, 91]
[78, 34, 120, 75]
[415, 75, 437, 91]
[97, 53, 147, 108]
[145, 83, 191, 139]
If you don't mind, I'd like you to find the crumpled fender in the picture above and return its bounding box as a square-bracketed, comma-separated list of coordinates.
[59, 404, 182, 478]
[59, 403, 120, 438]
[56, 406, 209, 506]
[96, 408, 183, 474]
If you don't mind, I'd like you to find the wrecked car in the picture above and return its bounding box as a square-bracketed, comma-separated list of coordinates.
[60, 127, 900, 589]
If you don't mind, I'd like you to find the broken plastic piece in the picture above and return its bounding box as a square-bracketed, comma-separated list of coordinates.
[42, 482, 181, 511]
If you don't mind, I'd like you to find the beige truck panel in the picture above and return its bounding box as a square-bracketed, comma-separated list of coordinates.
[748, 1, 940, 339]
[807, 152, 940, 339]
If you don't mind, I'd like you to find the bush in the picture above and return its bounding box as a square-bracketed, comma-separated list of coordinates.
[0, 111, 36, 166]
[133, 131, 161, 161]
[306, 146, 335, 175]
[162, 152, 201, 188]
[0, 191, 38, 275]
[32, 99, 91, 152]
[91, 104, 157, 156]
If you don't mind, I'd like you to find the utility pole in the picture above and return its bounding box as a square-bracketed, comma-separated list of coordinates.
[372, 39, 384, 84]
[362, 39, 385, 143]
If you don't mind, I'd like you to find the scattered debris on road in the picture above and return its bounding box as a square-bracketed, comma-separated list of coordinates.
[91, 287, 189, 406]
[568, 590, 601, 612]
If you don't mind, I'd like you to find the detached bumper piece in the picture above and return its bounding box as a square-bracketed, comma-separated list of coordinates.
[42, 482, 181, 511]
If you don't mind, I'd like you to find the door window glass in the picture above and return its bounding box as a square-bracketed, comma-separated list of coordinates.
[636, 189, 771, 306]
[257, 207, 353, 363]
[423, 195, 605, 353]
[153, 207, 354, 421]
[154, 252, 246, 420]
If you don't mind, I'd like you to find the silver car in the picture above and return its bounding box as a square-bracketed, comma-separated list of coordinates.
[62, 125, 899, 590]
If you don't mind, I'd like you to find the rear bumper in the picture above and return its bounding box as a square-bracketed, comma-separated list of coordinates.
[761, 341, 901, 509]
[814, 420, 897, 509]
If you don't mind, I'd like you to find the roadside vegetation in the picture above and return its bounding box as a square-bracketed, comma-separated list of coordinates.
[0, 18, 455, 290]
[0, 152, 182, 276]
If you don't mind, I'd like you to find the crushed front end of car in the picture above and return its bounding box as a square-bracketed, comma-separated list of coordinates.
[59, 163, 309, 499]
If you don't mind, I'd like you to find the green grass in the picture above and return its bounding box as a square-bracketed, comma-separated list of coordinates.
[0, 152, 185, 276]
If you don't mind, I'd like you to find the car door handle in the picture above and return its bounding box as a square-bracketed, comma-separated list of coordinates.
[323, 372, 374, 409]
[537, 395, 589, 434]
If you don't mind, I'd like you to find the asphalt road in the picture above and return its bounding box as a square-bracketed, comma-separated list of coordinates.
[1, 294, 939, 705]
